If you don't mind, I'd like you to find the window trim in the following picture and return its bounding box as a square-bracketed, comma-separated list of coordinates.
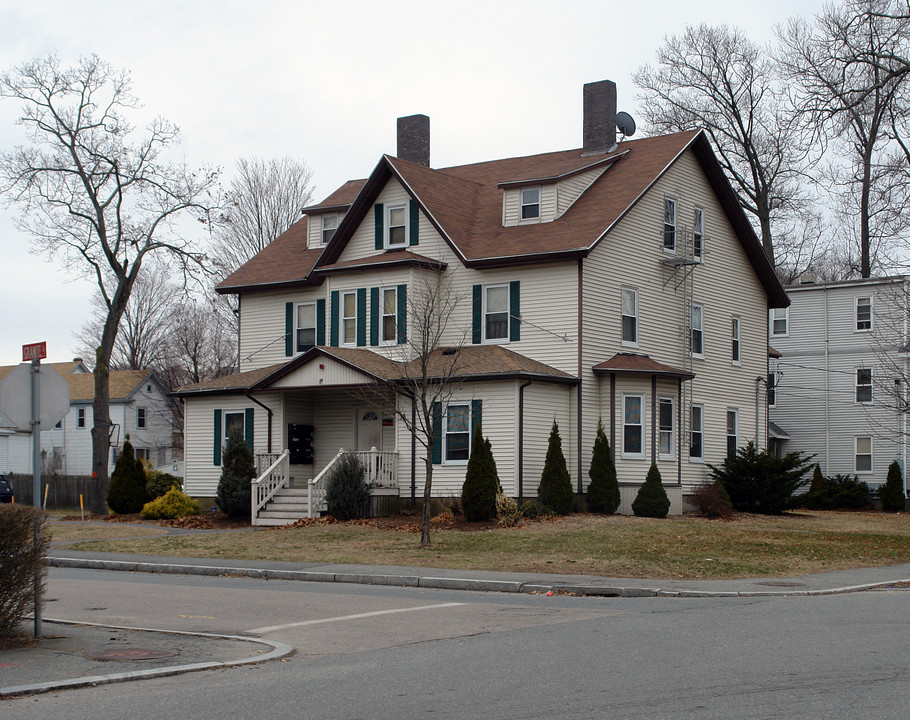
[663, 196, 677, 252]
[295, 301, 318, 353]
[693, 207, 704, 261]
[855, 367, 873, 404]
[854, 436, 873, 474]
[770, 307, 789, 337]
[385, 203, 408, 248]
[137, 407, 146, 429]
[731, 315, 741, 366]
[520, 186, 541, 221]
[855, 296, 872, 332]
[658, 396, 675, 461]
[77, 407, 86, 428]
[726, 408, 739, 459]
[380, 287, 398, 346]
[621, 286, 638, 347]
[321, 213, 338, 245]
[482, 283, 510, 344]
[691, 302, 705, 359]
[340, 290, 357, 347]
[443, 402, 472, 465]
[622, 394, 645, 460]
[689, 404, 704, 463]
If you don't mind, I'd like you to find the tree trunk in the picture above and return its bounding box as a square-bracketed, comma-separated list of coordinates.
[860, 148, 873, 279]
[90, 348, 111, 515]
[759, 210, 775, 267]
[421, 455, 433, 546]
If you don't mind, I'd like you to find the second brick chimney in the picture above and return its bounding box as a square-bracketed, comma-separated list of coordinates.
[397, 114, 430, 167]
[583, 80, 617, 155]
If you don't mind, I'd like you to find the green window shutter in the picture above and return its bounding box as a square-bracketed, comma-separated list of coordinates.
[397, 283, 407, 343]
[329, 291, 339, 347]
[472, 284, 482, 344]
[409, 199, 419, 246]
[316, 298, 326, 346]
[213, 409, 222, 466]
[356, 288, 367, 346]
[374, 203, 384, 250]
[432, 402, 442, 465]
[285, 302, 294, 356]
[509, 280, 521, 341]
[471, 399, 482, 439]
[370, 287, 379, 346]
[244, 408, 254, 452]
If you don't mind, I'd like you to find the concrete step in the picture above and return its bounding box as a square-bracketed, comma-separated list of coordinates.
[252, 516, 302, 527]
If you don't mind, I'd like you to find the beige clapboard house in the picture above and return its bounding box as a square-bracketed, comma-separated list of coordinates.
[178, 80, 788, 524]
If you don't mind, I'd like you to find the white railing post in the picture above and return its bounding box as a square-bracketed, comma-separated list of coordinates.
[250, 449, 290, 525]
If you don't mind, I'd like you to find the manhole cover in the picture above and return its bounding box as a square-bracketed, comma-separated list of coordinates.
[754, 581, 807, 587]
[87, 648, 178, 661]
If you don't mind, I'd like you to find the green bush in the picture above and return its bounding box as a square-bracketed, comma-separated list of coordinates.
[538, 421, 574, 515]
[0, 506, 48, 637]
[586, 420, 620, 514]
[495, 486, 521, 527]
[801, 473, 871, 510]
[216, 429, 255, 520]
[880, 461, 907, 512]
[461, 426, 500, 521]
[140, 486, 201, 520]
[709, 442, 813, 515]
[145, 471, 183, 501]
[632, 464, 671, 518]
[325, 454, 370, 520]
[107, 437, 147, 514]
[520, 500, 539, 519]
[810, 463, 825, 493]
[690, 480, 734, 519]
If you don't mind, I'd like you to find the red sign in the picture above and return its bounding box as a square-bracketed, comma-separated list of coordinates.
[22, 342, 47, 362]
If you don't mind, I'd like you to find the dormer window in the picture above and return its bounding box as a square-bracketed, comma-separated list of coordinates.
[387, 204, 407, 247]
[322, 214, 338, 244]
[520, 187, 540, 220]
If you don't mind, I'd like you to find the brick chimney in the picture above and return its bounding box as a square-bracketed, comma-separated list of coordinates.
[583, 80, 617, 155]
[397, 114, 430, 167]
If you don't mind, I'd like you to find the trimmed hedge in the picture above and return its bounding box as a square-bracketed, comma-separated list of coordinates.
[632, 464, 671, 518]
[0, 506, 48, 637]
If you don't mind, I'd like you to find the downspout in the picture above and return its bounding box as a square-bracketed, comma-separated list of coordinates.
[518, 379, 532, 505]
[824, 285, 830, 475]
[245, 391, 273, 453]
[577, 259, 584, 494]
[650, 375, 657, 465]
[677, 379, 682, 486]
[411, 394, 416, 509]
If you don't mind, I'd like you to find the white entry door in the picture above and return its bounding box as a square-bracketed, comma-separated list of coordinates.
[356, 409, 382, 451]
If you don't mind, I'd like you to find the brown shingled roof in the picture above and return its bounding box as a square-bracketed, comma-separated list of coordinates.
[592, 353, 694, 380]
[177, 363, 288, 395]
[66, 370, 154, 402]
[314, 249, 447, 274]
[0, 360, 86, 382]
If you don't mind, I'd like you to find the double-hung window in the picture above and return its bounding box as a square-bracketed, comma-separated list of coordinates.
[381, 288, 397, 344]
[622, 395, 644, 459]
[664, 197, 677, 251]
[690, 404, 704, 461]
[768, 372, 777, 407]
[691, 303, 704, 358]
[856, 368, 872, 403]
[726, 409, 738, 458]
[484, 284, 509, 342]
[658, 397, 675, 459]
[731, 316, 741, 365]
[444, 403, 471, 463]
[693, 208, 704, 261]
[386, 204, 407, 247]
[137, 408, 146, 429]
[855, 297, 872, 331]
[296, 302, 317, 352]
[322, 214, 338, 244]
[341, 291, 357, 346]
[621, 287, 638, 346]
[770, 308, 788, 336]
[224, 410, 245, 447]
[78, 408, 86, 428]
[855, 436, 872, 473]
[520, 187, 540, 220]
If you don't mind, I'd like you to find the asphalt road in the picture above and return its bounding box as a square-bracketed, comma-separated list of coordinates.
[4, 567, 909, 719]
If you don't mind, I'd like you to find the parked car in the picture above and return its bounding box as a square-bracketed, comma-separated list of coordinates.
[0, 476, 13, 503]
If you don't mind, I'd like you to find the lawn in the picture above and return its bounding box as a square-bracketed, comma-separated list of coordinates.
[56, 510, 910, 580]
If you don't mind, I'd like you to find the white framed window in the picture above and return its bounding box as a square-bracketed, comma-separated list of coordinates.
[658, 396, 675, 460]
[691, 303, 704, 358]
[381, 287, 397, 345]
[621, 286, 638, 346]
[770, 307, 789, 337]
[137, 407, 146, 429]
[78, 407, 86, 428]
[622, 394, 645, 459]
[296, 301, 317, 352]
[483, 284, 510, 343]
[341, 291, 357, 346]
[768, 372, 777, 408]
[693, 207, 704, 261]
[663, 196, 677, 251]
[855, 436, 873, 473]
[135, 448, 150, 463]
[690, 404, 704, 462]
[444, 403, 471, 463]
[855, 296, 872, 331]
[386, 204, 408, 247]
[322, 214, 338, 244]
[726, 408, 738, 459]
[223, 410, 245, 448]
[520, 187, 540, 220]
[731, 316, 741, 365]
[855, 368, 872, 403]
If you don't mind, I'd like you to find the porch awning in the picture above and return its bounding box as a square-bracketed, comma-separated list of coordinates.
[592, 353, 695, 381]
[768, 421, 790, 440]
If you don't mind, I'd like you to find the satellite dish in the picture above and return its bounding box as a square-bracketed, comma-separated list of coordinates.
[616, 111, 636, 138]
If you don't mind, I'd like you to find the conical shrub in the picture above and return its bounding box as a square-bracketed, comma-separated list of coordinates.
[586, 420, 620, 514]
[107, 437, 146, 514]
[631, 464, 670, 518]
[462, 426, 500, 521]
[538, 420, 574, 515]
[880, 461, 907, 512]
[216, 429, 255, 519]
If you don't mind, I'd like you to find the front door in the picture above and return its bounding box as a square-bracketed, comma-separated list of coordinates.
[356, 408, 382, 451]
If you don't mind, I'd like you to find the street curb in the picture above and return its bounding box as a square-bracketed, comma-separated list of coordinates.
[46, 556, 910, 598]
[0, 618, 294, 697]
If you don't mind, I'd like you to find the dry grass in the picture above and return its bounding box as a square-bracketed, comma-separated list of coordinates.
[48, 522, 167, 542]
[57, 510, 910, 580]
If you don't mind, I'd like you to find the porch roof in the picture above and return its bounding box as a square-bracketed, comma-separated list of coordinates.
[175, 363, 288, 396]
[592, 353, 695, 381]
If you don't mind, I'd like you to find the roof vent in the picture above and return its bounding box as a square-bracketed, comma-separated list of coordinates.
[397, 114, 430, 167]
[799, 273, 818, 285]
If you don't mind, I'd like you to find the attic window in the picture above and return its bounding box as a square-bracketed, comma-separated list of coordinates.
[520, 187, 540, 220]
[322, 214, 338, 244]
[387, 205, 407, 246]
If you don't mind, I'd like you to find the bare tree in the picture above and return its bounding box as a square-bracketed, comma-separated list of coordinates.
[779, 0, 910, 278]
[0, 55, 219, 512]
[634, 24, 811, 265]
[164, 296, 237, 389]
[212, 156, 314, 277]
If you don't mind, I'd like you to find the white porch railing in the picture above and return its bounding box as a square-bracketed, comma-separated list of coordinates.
[353, 447, 398, 487]
[251, 449, 290, 526]
[307, 448, 345, 518]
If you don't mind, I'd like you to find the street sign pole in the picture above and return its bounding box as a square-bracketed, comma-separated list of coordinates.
[30, 357, 42, 639]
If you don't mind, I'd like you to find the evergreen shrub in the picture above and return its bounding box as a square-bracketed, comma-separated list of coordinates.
[880, 461, 907, 512]
[538, 421, 574, 515]
[325, 454, 370, 520]
[140, 486, 201, 519]
[586, 420, 620, 514]
[709, 442, 813, 515]
[145, 471, 183, 501]
[216, 429, 254, 520]
[632, 464, 671, 518]
[461, 426, 500, 521]
[690, 480, 733, 519]
[801, 473, 871, 510]
[107, 437, 147, 514]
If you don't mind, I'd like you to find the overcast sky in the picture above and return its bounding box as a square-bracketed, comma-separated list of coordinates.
[0, 0, 827, 365]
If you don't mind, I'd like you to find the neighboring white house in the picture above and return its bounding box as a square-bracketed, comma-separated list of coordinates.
[769, 275, 909, 493]
[178, 80, 788, 523]
[0, 359, 176, 475]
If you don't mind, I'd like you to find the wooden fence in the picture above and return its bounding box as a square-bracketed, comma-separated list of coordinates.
[6, 474, 98, 510]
